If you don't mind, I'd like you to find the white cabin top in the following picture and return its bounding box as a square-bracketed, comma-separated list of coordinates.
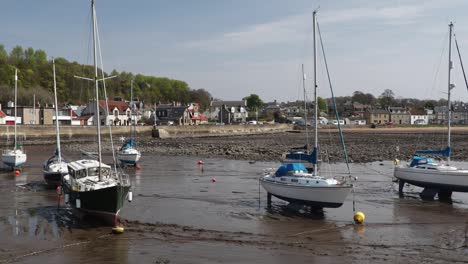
[67, 159, 111, 180]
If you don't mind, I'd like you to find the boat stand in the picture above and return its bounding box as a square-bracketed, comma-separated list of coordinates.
[267, 192, 272, 208]
[437, 190, 452, 201]
[398, 180, 405, 194]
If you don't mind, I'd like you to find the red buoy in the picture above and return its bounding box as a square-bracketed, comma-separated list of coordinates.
[211, 177, 216, 183]
[198, 160, 204, 165]
[135, 164, 141, 170]
[14, 170, 20, 176]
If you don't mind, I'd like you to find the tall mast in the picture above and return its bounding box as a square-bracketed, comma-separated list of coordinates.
[447, 22, 453, 165]
[302, 64, 309, 149]
[312, 11, 318, 175]
[92, 0, 102, 180]
[53, 58, 62, 164]
[131, 79, 135, 137]
[14, 69, 18, 150]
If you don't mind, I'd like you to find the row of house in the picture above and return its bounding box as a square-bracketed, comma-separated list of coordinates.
[0, 98, 250, 126]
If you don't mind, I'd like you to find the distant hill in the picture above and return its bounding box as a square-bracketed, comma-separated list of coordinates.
[0, 44, 212, 111]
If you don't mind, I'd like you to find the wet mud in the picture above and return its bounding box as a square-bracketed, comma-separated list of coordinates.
[0, 144, 466, 263]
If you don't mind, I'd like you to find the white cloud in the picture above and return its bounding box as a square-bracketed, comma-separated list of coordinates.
[184, 0, 466, 52]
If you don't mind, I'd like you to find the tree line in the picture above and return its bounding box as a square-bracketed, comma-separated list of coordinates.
[0, 44, 212, 111]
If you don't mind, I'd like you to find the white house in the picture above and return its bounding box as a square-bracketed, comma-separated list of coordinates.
[410, 113, 429, 125]
[81, 100, 140, 126]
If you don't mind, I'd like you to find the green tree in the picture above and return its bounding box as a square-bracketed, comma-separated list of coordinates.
[244, 94, 263, 111]
[189, 89, 212, 112]
[0, 44, 7, 63]
[317, 96, 327, 113]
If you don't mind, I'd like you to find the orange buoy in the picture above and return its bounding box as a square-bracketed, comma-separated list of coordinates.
[14, 170, 20, 176]
[211, 177, 216, 183]
[197, 160, 204, 165]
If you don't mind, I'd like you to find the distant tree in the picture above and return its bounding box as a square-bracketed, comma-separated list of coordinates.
[317, 96, 327, 113]
[244, 94, 263, 111]
[424, 100, 436, 110]
[189, 89, 212, 112]
[9, 45, 24, 66]
[378, 89, 395, 108]
[352, 90, 376, 105]
[0, 45, 8, 63]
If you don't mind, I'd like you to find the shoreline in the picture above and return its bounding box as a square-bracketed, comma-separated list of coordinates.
[58, 127, 468, 163]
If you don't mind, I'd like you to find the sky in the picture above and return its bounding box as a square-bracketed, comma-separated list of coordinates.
[1, 0, 468, 103]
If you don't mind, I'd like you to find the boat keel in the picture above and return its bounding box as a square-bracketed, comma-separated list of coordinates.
[420, 188, 438, 200]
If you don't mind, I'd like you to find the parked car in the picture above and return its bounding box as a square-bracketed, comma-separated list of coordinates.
[247, 120, 257, 125]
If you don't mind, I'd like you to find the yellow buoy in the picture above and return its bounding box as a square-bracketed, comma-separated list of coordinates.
[354, 211, 365, 224]
[112, 226, 125, 234]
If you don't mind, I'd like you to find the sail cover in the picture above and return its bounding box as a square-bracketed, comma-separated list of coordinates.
[415, 147, 451, 157]
[275, 163, 307, 177]
[285, 147, 318, 164]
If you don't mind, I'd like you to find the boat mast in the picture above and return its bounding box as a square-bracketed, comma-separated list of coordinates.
[447, 22, 453, 165]
[53, 58, 62, 164]
[92, 0, 102, 181]
[313, 10, 318, 175]
[131, 79, 135, 138]
[302, 64, 309, 149]
[14, 68, 18, 150]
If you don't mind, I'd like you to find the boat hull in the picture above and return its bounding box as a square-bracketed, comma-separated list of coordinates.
[394, 166, 468, 192]
[117, 148, 141, 165]
[117, 153, 141, 165]
[43, 171, 68, 186]
[260, 178, 352, 208]
[2, 151, 27, 168]
[62, 183, 131, 225]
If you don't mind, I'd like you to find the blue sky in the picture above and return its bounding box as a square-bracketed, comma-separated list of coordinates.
[2, 0, 468, 102]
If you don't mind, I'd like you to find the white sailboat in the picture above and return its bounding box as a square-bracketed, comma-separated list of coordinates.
[394, 22, 468, 200]
[260, 10, 353, 208]
[117, 79, 141, 166]
[2, 69, 27, 169]
[61, 0, 131, 226]
[43, 58, 68, 186]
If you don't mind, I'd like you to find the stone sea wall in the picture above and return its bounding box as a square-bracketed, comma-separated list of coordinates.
[0, 124, 293, 143]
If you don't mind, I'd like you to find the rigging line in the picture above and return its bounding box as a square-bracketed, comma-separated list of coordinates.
[316, 21, 351, 176]
[95, 8, 118, 173]
[454, 35, 468, 92]
[429, 31, 448, 99]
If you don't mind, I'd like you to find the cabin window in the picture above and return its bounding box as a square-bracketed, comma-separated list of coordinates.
[88, 167, 99, 176]
[75, 169, 87, 179]
[68, 168, 76, 178]
[291, 179, 298, 183]
[280, 178, 286, 181]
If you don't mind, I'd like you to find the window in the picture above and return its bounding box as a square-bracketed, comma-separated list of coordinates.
[291, 179, 298, 183]
[114, 110, 118, 117]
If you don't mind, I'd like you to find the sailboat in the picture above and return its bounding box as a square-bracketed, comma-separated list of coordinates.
[394, 22, 468, 200]
[2, 69, 27, 169]
[43, 58, 69, 186]
[61, 0, 132, 225]
[260, 10, 353, 208]
[117, 79, 141, 166]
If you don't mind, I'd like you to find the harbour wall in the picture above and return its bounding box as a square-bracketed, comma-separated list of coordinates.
[0, 124, 293, 143]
